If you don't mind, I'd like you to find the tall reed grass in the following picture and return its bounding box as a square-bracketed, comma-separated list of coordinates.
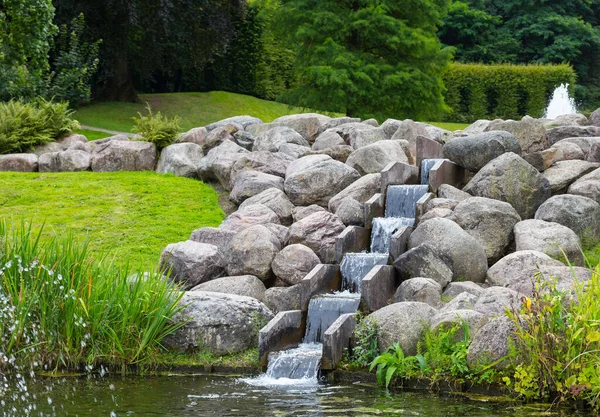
[0, 221, 183, 372]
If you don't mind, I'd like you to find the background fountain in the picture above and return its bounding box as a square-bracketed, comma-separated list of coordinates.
[544, 83, 577, 119]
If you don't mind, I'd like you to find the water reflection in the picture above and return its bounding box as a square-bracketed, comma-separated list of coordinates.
[1, 374, 592, 417]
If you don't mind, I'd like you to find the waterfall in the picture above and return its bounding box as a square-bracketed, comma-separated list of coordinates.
[264, 343, 323, 380]
[385, 185, 429, 218]
[544, 84, 577, 119]
[340, 252, 389, 292]
[370, 217, 415, 254]
[303, 292, 361, 344]
[421, 159, 445, 186]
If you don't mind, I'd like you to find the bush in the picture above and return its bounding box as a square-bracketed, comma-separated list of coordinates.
[0, 220, 184, 371]
[46, 13, 101, 106]
[132, 104, 181, 150]
[0, 98, 79, 154]
[443, 63, 576, 122]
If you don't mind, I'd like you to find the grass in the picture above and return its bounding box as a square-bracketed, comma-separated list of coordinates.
[0, 221, 184, 370]
[584, 244, 600, 267]
[74, 129, 111, 141]
[0, 172, 224, 268]
[74, 91, 469, 134]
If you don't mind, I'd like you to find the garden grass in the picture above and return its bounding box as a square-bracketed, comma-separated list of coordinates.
[74, 128, 111, 141]
[74, 91, 469, 133]
[0, 171, 224, 268]
[585, 244, 600, 267]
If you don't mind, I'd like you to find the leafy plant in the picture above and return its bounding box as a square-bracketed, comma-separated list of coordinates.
[132, 104, 181, 150]
[369, 343, 422, 389]
[421, 321, 471, 378]
[348, 314, 379, 368]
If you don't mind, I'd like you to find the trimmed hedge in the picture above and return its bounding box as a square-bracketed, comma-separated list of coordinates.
[442, 63, 576, 122]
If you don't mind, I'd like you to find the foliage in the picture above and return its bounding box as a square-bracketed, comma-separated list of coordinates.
[0, 220, 184, 370]
[46, 13, 101, 106]
[132, 104, 181, 150]
[0, 0, 57, 100]
[443, 63, 576, 122]
[0, 99, 78, 154]
[0, 171, 225, 268]
[420, 322, 470, 378]
[369, 343, 422, 388]
[53, 0, 246, 101]
[348, 314, 379, 368]
[504, 266, 600, 408]
[275, 0, 453, 120]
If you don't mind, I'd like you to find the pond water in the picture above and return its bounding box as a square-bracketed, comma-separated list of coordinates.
[1, 373, 591, 417]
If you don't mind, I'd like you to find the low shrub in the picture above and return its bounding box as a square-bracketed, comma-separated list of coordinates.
[132, 104, 181, 150]
[0, 98, 79, 154]
[0, 220, 184, 372]
[443, 63, 576, 122]
[347, 313, 379, 368]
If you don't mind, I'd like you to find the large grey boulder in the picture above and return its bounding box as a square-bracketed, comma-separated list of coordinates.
[369, 302, 437, 355]
[568, 168, 600, 203]
[264, 285, 303, 314]
[431, 310, 486, 338]
[485, 116, 547, 154]
[535, 195, 600, 245]
[335, 198, 365, 226]
[238, 188, 295, 225]
[219, 203, 281, 233]
[190, 275, 266, 302]
[39, 150, 91, 172]
[165, 291, 273, 355]
[547, 126, 600, 146]
[467, 316, 517, 369]
[156, 143, 203, 178]
[0, 154, 38, 172]
[345, 140, 409, 175]
[253, 127, 308, 152]
[463, 152, 551, 219]
[437, 184, 472, 201]
[233, 130, 256, 150]
[553, 137, 600, 159]
[160, 241, 226, 289]
[328, 173, 381, 213]
[286, 211, 346, 263]
[272, 113, 330, 143]
[284, 155, 361, 207]
[473, 286, 523, 318]
[201, 126, 235, 152]
[348, 127, 388, 149]
[590, 107, 600, 127]
[189, 227, 237, 254]
[227, 225, 281, 280]
[91, 140, 157, 171]
[312, 131, 346, 150]
[393, 244, 453, 288]
[486, 250, 564, 293]
[229, 170, 285, 205]
[542, 160, 599, 194]
[393, 278, 442, 307]
[409, 218, 488, 283]
[178, 127, 208, 146]
[229, 151, 293, 185]
[271, 244, 320, 286]
[552, 141, 585, 162]
[442, 282, 484, 299]
[514, 219, 584, 266]
[278, 143, 311, 159]
[449, 197, 521, 264]
[199, 140, 249, 189]
[292, 205, 328, 222]
[439, 293, 480, 313]
[308, 144, 354, 163]
[33, 141, 66, 156]
[206, 115, 263, 131]
[443, 131, 521, 172]
[462, 120, 492, 135]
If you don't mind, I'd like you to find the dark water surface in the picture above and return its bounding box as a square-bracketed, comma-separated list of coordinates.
[1, 374, 591, 417]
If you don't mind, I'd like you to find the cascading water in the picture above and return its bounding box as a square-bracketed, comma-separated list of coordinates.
[340, 253, 389, 292]
[544, 83, 577, 119]
[421, 158, 445, 186]
[385, 185, 429, 218]
[370, 217, 414, 254]
[303, 292, 361, 344]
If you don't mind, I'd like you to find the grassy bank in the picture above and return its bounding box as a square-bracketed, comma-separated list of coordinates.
[0, 172, 224, 268]
[74, 91, 469, 134]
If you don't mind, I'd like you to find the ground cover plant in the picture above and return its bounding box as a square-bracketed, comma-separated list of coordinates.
[0, 172, 224, 268]
[132, 104, 181, 150]
[0, 221, 184, 371]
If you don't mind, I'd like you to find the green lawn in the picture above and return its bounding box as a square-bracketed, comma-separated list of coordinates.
[74, 91, 469, 134]
[74, 129, 111, 141]
[0, 172, 224, 268]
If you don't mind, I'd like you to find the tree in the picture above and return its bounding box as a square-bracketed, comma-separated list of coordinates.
[0, 0, 57, 100]
[275, 0, 453, 120]
[53, 0, 245, 102]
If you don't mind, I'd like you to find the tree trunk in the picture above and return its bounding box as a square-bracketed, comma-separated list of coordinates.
[97, 36, 139, 102]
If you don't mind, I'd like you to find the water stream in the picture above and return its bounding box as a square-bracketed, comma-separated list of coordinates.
[384, 185, 429, 218]
[340, 253, 389, 292]
[420, 158, 445, 186]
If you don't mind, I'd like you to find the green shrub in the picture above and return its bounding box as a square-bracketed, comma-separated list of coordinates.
[443, 63, 576, 122]
[0, 220, 184, 371]
[132, 104, 181, 150]
[420, 322, 470, 379]
[348, 314, 379, 368]
[369, 342, 423, 388]
[0, 98, 78, 154]
[505, 265, 600, 408]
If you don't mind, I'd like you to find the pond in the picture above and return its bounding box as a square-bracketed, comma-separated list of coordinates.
[2, 373, 591, 417]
